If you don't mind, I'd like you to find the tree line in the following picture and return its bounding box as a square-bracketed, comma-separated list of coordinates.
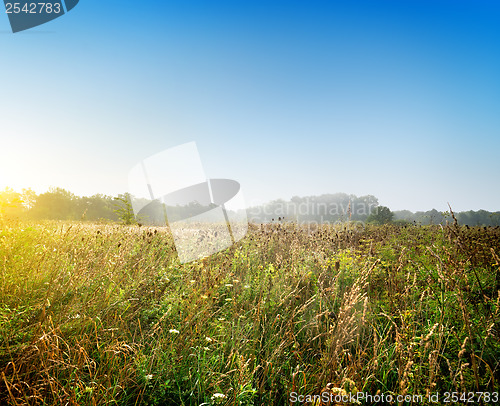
[393, 208, 500, 227]
[0, 187, 124, 222]
[1, 187, 499, 226]
[247, 193, 500, 226]
[0, 187, 238, 225]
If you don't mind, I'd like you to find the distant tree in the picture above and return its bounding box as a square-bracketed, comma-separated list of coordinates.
[367, 206, 394, 225]
[393, 210, 414, 221]
[31, 187, 76, 220]
[21, 188, 37, 210]
[427, 209, 445, 225]
[114, 193, 136, 225]
[490, 213, 500, 227]
[0, 188, 24, 219]
[352, 195, 379, 220]
[76, 194, 118, 221]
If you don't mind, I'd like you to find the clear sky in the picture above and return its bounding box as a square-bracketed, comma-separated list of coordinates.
[1, 0, 499, 212]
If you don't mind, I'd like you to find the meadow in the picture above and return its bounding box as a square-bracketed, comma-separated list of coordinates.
[0, 218, 499, 405]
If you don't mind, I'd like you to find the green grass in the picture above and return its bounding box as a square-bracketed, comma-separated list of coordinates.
[0, 219, 499, 405]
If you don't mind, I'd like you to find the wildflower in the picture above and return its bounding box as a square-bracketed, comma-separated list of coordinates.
[225, 283, 233, 287]
[225, 298, 232, 302]
[169, 329, 180, 334]
[205, 336, 213, 342]
[190, 280, 196, 283]
[201, 295, 208, 299]
[233, 279, 240, 284]
[244, 285, 250, 289]
[145, 374, 153, 380]
[218, 317, 225, 321]
[211, 393, 226, 401]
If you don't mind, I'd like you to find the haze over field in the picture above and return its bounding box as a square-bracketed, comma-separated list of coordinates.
[1, 0, 499, 212]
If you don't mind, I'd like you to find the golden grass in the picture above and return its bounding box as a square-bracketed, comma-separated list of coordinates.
[0, 219, 499, 405]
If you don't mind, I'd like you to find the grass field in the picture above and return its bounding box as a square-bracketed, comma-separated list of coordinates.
[1, 218, 499, 405]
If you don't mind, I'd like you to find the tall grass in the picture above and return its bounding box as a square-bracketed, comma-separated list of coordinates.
[1, 219, 499, 405]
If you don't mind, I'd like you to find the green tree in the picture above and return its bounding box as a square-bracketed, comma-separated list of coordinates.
[114, 193, 136, 225]
[77, 194, 118, 221]
[367, 206, 394, 225]
[30, 187, 76, 220]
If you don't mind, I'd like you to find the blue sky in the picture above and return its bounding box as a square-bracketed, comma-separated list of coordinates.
[1, 0, 499, 212]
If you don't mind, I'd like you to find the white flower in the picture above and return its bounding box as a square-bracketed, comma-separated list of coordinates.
[145, 374, 153, 380]
[225, 284, 233, 287]
[218, 317, 225, 321]
[190, 280, 196, 283]
[205, 336, 213, 342]
[211, 393, 226, 401]
[169, 329, 180, 334]
[233, 279, 240, 284]
[244, 285, 250, 289]
[225, 298, 232, 302]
